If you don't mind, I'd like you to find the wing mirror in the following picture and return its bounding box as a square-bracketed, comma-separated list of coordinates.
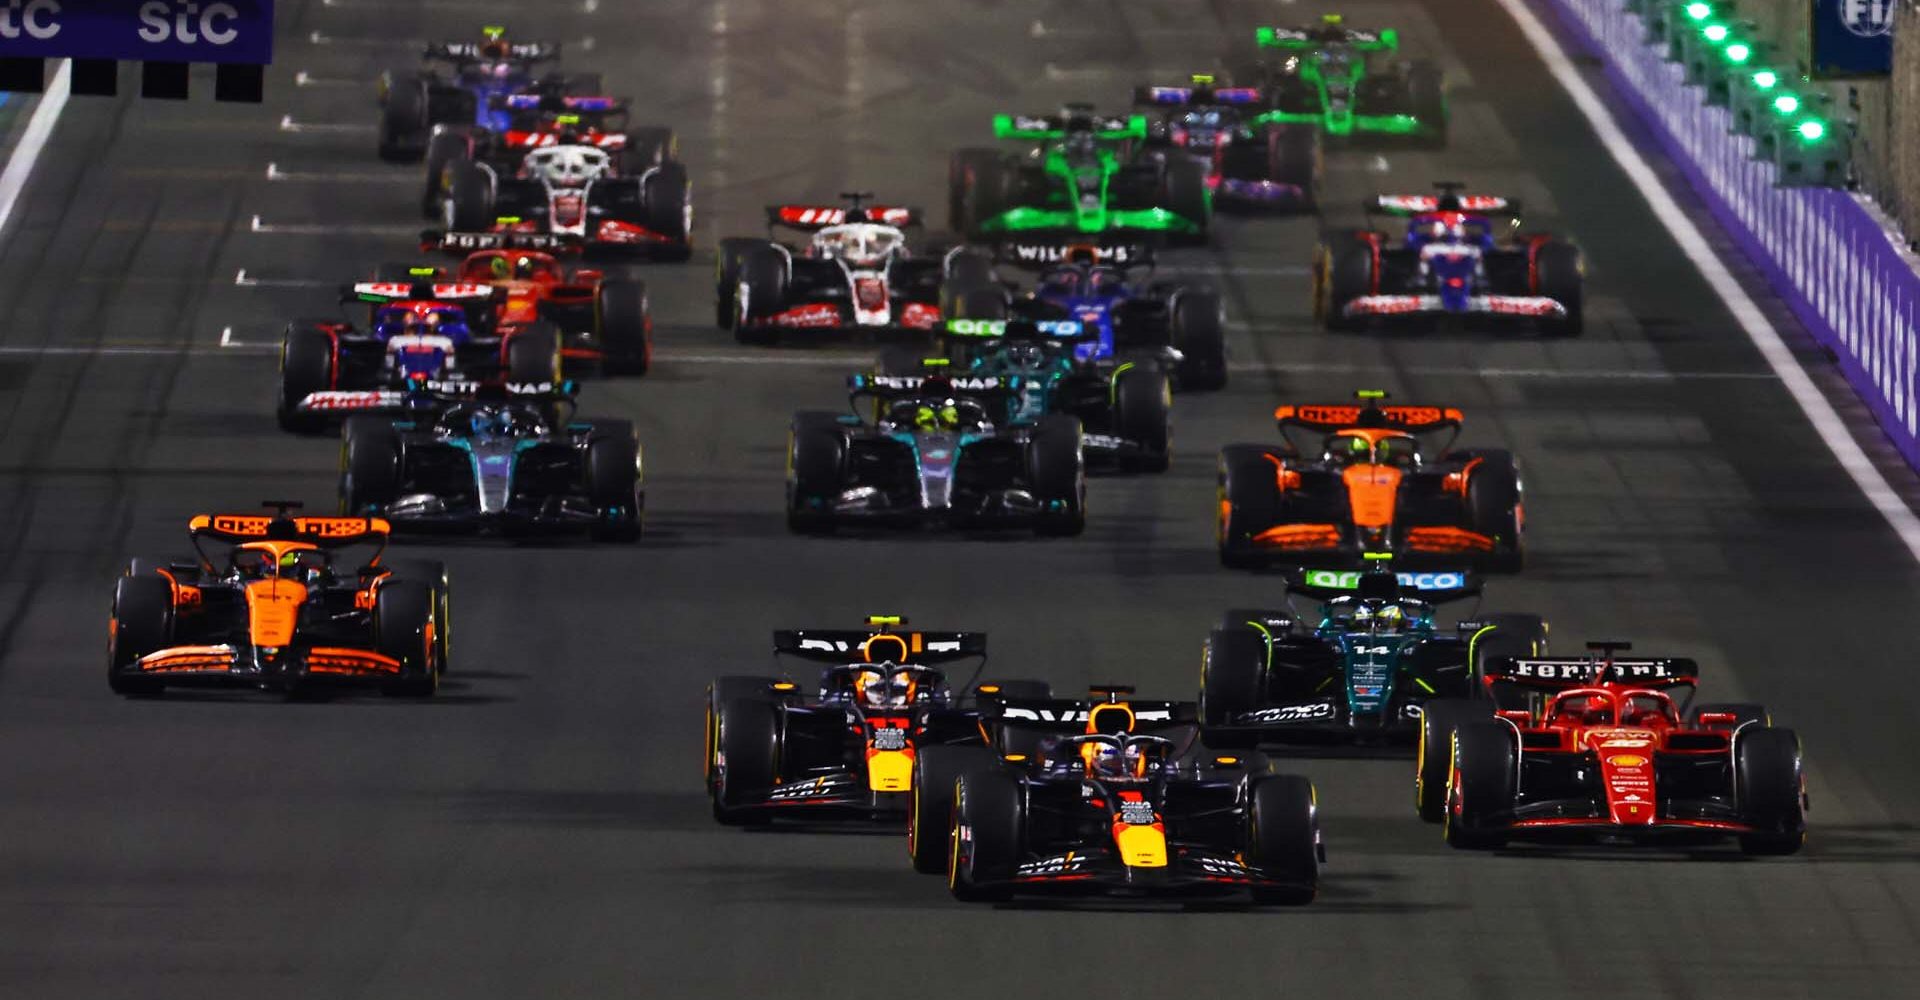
[1696, 711, 1739, 727]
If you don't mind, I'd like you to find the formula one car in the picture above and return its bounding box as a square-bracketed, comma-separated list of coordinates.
[378, 26, 595, 162]
[422, 94, 678, 219]
[108, 504, 447, 698]
[949, 105, 1211, 242]
[1199, 558, 1547, 746]
[930, 319, 1172, 473]
[1238, 16, 1447, 145]
[1217, 391, 1525, 571]
[786, 371, 1086, 535]
[919, 690, 1323, 904]
[1133, 75, 1321, 210]
[1417, 642, 1806, 854]
[716, 194, 954, 344]
[277, 276, 567, 433]
[339, 382, 642, 542]
[939, 242, 1227, 391]
[1315, 184, 1583, 335]
[438, 129, 692, 259]
[405, 238, 653, 374]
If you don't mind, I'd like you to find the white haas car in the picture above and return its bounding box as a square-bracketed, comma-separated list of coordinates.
[436, 136, 693, 259]
[714, 194, 966, 345]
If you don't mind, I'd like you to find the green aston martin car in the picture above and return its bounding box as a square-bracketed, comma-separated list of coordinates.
[1242, 15, 1447, 145]
[947, 104, 1211, 242]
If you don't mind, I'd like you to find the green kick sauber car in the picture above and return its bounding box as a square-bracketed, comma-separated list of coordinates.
[947, 105, 1212, 242]
[1246, 15, 1448, 145]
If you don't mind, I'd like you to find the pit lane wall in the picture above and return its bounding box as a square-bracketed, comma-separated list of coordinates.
[1541, 0, 1920, 470]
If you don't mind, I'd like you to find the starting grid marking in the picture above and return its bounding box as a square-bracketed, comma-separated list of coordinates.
[266, 162, 412, 184]
[250, 215, 419, 237]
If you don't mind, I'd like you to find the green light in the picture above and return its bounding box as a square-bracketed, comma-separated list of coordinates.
[1795, 120, 1827, 142]
[1752, 70, 1778, 89]
[1684, 2, 1712, 20]
[1772, 94, 1800, 115]
[1725, 43, 1751, 63]
[1703, 24, 1729, 42]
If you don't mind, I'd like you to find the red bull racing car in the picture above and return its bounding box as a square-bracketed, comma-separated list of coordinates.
[1217, 391, 1525, 572]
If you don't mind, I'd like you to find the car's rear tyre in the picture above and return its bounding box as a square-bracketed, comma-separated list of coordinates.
[710, 696, 779, 826]
[1314, 232, 1375, 332]
[1417, 698, 1492, 822]
[1217, 444, 1284, 568]
[277, 324, 336, 434]
[643, 161, 693, 260]
[1444, 722, 1515, 849]
[586, 424, 643, 542]
[595, 280, 652, 376]
[949, 148, 1007, 236]
[944, 250, 997, 290]
[378, 75, 429, 162]
[384, 558, 451, 674]
[940, 279, 1009, 323]
[442, 160, 495, 232]
[910, 746, 1001, 874]
[1268, 125, 1321, 210]
[375, 580, 438, 698]
[1472, 613, 1548, 682]
[1028, 414, 1085, 536]
[948, 769, 1021, 902]
[733, 246, 789, 345]
[1163, 155, 1212, 242]
[108, 574, 173, 696]
[1113, 365, 1171, 473]
[1534, 240, 1584, 337]
[1465, 450, 1524, 572]
[505, 322, 562, 384]
[1407, 60, 1448, 148]
[787, 411, 844, 535]
[1247, 774, 1320, 905]
[1171, 289, 1228, 391]
[421, 129, 470, 216]
[340, 416, 402, 516]
[1736, 727, 1806, 855]
[1200, 627, 1267, 739]
[714, 237, 766, 330]
[624, 126, 676, 170]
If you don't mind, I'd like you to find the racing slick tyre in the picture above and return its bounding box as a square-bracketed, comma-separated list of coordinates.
[595, 280, 653, 376]
[1163, 155, 1212, 244]
[375, 580, 439, 698]
[714, 238, 766, 330]
[1269, 125, 1321, 211]
[940, 279, 1010, 323]
[1417, 698, 1493, 822]
[108, 574, 173, 696]
[586, 426, 644, 543]
[421, 130, 471, 217]
[1533, 240, 1584, 337]
[1691, 702, 1770, 729]
[710, 696, 780, 826]
[910, 746, 1001, 874]
[949, 148, 1007, 237]
[1170, 289, 1228, 392]
[943, 249, 998, 291]
[506, 322, 563, 384]
[1314, 232, 1375, 332]
[1736, 727, 1806, 855]
[1200, 627, 1267, 743]
[443, 160, 496, 233]
[642, 161, 694, 261]
[1407, 60, 1449, 148]
[1464, 450, 1525, 573]
[1112, 365, 1172, 473]
[1217, 444, 1284, 568]
[1028, 414, 1086, 537]
[787, 411, 846, 535]
[379, 74, 430, 162]
[1472, 613, 1549, 694]
[277, 324, 336, 434]
[1247, 774, 1320, 905]
[340, 417, 402, 516]
[385, 559, 451, 674]
[733, 245, 789, 346]
[949, 769, 1022, 902]
[624, 126, 676, 170]
[1444, 722, 1516, 849]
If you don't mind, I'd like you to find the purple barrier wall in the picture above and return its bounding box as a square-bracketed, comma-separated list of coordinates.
[1543, 0, 1920, 469]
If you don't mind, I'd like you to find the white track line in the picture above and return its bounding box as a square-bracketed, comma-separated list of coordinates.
[266, 162, 410, 183]
[235, 269, 332, 289]
[250, 215, 418, 237]
[280, 115, 376, 135]
[1496, 0, 1920, 560]
[0, 60, 69, 239]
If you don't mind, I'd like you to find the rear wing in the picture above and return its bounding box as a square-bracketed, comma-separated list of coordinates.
[420, 230, 582, 255]
[294, 379, 574, 416]
[992, 113, 1147, 142]
[1484, 657, 1700, 688]
[189, 513, 390, 545]
[1286, 568, 1479, 603]
[424, 41, 559, 64]
[488, 93, 625, 114]
[994, 239, 1153, 269]
[943, 318, 1091, 342]
[765, 204, 920, 231]
[345, 280, 497, 304]
[846, 372, 1016, 399]
[1132, 85, 1265, 107]
[1368, 193, 1522, 217]
[985, 698, 1196, 726]
[772, 626, 986, 665]
[1255, 25, 1398, 52]
[1273, 402, 1465, 434]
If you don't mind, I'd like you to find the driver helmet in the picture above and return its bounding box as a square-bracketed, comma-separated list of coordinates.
[1329, 433, 1371, 464]
[1369, 603, 1405, 632]
[1001, 344, 1048, 374]
[913, 400, 963, 431]
[469, 407, 515, 439]
[1558, 693, 1615, 727]
[401, 309, 443, 336]
[1375, 435, 1418, 468]
[854, 668, 912, 708]
[1083, 741, 1148, 780]
[490, 255, 512, 280]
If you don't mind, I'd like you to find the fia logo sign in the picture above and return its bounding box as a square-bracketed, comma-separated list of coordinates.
[1840, 0, 1896, 38]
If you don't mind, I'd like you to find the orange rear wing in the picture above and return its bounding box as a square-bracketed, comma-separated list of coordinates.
[189, 514, 392, 546]
[1273, 403, 1464, 433]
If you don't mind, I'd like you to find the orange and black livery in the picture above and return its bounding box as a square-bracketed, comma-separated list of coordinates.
[107, 502, 450, 699]
[1216, 389, 1524, 571]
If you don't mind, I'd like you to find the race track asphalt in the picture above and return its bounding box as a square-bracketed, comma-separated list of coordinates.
[0, 1, 1916, 997]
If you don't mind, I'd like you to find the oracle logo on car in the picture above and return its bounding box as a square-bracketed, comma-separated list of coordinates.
[0, 1, 62, 40]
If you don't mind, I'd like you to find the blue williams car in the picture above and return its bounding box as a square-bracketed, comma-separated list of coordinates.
[377, 26, 598, 162]
[940, 242, 1228, 391]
